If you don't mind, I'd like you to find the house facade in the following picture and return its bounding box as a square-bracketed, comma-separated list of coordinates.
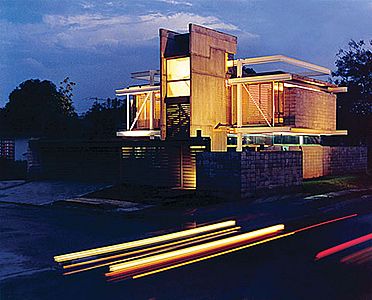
[114, 24, 367, 193]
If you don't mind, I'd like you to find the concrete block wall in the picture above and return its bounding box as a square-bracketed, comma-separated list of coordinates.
[302, 145, 367, 179]
[197, 150, 302, 199]
[284, 88, 336, 131]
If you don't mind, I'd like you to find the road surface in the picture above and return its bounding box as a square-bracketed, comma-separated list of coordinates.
[0, 193, 371, 299]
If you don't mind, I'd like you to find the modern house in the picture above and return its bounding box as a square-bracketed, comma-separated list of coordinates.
[113, 24, 367, 194]
[115, 24, 347, 150]
[26, 23, 367, 195]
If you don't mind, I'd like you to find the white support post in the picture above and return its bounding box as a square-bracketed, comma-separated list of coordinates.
[237, 133, 243, 152]
[126, 94, 130, 130]
[236, 61, 243, 152]
[149, 91, 154, 130]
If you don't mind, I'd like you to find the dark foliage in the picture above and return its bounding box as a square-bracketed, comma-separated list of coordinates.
[82, 98, 126, 138]
[0, 78, 77, 137]
[332, 39, 372, 144]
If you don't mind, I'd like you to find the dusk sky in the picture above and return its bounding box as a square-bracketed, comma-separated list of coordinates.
[1, 0, 371, 113]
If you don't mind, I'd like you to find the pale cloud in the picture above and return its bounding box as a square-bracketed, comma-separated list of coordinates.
[80, 1, 95, 9]
[0, 11, 258, 54]
[31, 12, 252, 50]
[157, 0, 193, 7]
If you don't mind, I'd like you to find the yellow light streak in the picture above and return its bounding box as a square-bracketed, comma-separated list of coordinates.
[132, 232, 294, 279]
[54, 220, 236, 263]
[62, 226, 240, 271]
[109, 224, 284, 273]
[63, 228, 240, 276]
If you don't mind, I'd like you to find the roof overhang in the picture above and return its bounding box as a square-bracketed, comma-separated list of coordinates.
[227, 55, 331, 75]
[228, 126, 347, 136]
[115, 85, 160, 96]
[227, 73, 292, 85]
[131, 70, 160, 82]
[227, 73, 347, 93]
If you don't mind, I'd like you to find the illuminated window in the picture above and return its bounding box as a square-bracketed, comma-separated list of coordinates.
[166, 57, 190, 97]
[167, 81, 190, 97]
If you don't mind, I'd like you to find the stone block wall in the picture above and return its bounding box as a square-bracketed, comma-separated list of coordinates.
[302, 145, 367, 179]
[284, 88, 336, 131]
[196, 150, 303, 199]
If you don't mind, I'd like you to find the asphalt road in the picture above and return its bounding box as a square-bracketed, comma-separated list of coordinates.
[0, 194, 371, 300]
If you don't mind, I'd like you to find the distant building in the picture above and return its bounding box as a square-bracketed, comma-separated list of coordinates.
[0, 138, 29, 161]
[0, 139, 15, 160]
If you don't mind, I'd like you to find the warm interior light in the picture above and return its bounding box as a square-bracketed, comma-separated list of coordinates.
[166, 57, 190, 97]
[166, 57, 190, 81]
[167, 80, 190, 97]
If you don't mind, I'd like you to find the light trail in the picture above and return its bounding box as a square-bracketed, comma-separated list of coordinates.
[54, 220, 236, 263]
[54, 213, 361, 281]
[315, 233, 372, 261]
[125, 214, 359, 279]
[294, 214, 358, 234]
[340, 246, 372, 264]
[62, 227, 240, 275]
[63, 226, 240, 270]
[107, 224, 284, 276]
[130, 232, 295, 279]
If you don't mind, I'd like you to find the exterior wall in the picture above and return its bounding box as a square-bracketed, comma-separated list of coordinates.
[197, 151, 303, 199]
[284, 87, 336, 131]
[189, 24, 237, 151]
[302, 145, 367, 179]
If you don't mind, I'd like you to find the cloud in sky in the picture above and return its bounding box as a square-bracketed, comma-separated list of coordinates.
[1, 12, 249, 52]
[156, 0, 193, 7]
[0, 0, 371, 111]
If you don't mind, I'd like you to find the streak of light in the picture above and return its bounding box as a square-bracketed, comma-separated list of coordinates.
[340, 246, 372, 264]
[294, 214, 358, 233]
[63, 226, 240, 270]
[131, 232, 295, 279]
[62, 227, 240, 275]
[107, 224, 284, 275]
[126, 214, 359, 279]
[54, 220, 236, 263]
[315, 233, 372, 261]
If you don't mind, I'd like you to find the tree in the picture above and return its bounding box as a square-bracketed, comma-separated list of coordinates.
[58, 77, 77, 117]
[332, 39, 372, 143]
[82, 98, 125, 138]
[3, 78, 77, 137]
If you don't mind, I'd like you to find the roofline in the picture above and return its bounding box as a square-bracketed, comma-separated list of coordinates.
[227, 55, 331, 75]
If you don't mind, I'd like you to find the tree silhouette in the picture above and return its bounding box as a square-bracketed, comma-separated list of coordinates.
[3, 78, 77, 137]
[332, 39, 372, 143]
[82, 98, 125, 138]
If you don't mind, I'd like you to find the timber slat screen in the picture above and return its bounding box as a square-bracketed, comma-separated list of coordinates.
[120, 140, 209, 189]
[166, 103, 190, 140]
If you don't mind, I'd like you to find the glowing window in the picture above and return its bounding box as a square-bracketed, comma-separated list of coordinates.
[167, 81, 190, 97]
[166, 57, 190, 81]
[166, 57, 190, 98]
